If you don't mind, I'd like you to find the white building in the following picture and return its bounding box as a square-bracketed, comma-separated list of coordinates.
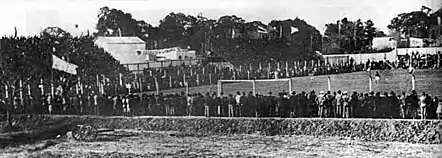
[138, 47, 196, 61]
[94, 36, 146, 64]
[372, 37, 396, 51]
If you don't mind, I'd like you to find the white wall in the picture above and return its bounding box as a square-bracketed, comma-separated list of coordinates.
[372, 37, 396, 50]
[396, 47, 442, 55]
[323, 47, 442, 65]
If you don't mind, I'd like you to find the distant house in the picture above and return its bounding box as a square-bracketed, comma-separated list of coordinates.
[94, 36, 146, 64]
[245, 22, 269, 39]
[372, 37, 425, 51]
[372, 37, 396, 51]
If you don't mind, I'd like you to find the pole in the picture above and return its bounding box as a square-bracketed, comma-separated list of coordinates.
[252, 80, 256, 96]
[186, 81, 189, 95]
[51, 70, 54, 97]
[169, 76, 172, 88]
[217, 80, 222, 96]
[75, 78, 79, 95]
[155, 77, 159, 95]
[139, 77, 143, 92]
[102, 74, 106, 94]
[310, 34, 313, 53]
[27, 84, 31, 95]
[96, 74, 99, 92]
[183, 73, 186, 87]
[288, 79, 292, 94]
[196, 74, 200, 86]
[327, 76, 331, 91]
[369, 76, 372, 92]
[438, 52, 440, 68]
[40, 78, 44, 95]
[285, 61, 289, 78]
[5, 85, 8, 98]
[411, 74, 416, 91]
[19, 79, 23, 106]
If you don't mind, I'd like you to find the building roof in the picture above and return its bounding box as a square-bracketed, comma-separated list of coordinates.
[95, 36, 145, 44]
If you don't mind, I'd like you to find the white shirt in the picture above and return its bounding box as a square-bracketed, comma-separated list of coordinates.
[235, 95, 242, 104]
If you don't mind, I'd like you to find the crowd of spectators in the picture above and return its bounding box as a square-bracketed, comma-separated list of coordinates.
[397, 51, 441, 69]
[1, 36, 442, 120]
[2, 89, 441, 120]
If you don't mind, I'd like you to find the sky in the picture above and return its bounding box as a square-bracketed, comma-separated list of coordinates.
[0, 0, 440, 37]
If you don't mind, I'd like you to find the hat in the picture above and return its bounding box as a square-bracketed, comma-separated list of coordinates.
[343, 91, 348, 94]
[319, 90, 324, 94]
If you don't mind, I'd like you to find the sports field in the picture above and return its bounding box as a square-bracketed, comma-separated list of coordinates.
[2, 129, 441, 157]
[158, 69, 442, 97]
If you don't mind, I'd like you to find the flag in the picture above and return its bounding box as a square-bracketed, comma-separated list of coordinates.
[257, 25, 268, 34]
[52, 55, 78, 75]
[14, 26, 17, 37]
[119, 73, 123, 86]
[290, 27, 299, 34]
[408, 66, 414, 74]
[337, 20, 341, 37]
[232, 28, 236, 39]
[279, 25, 283, 38]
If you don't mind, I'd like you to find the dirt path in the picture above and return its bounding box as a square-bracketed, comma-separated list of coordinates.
[1, 129, 441, 157]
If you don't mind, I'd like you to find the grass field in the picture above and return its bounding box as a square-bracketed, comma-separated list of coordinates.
[157, 69, 442, 97]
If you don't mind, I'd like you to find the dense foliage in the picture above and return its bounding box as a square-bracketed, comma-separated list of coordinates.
[0, 31, 128, 99]
[388, 6, 442, 39]
[94, 7, 323, 65]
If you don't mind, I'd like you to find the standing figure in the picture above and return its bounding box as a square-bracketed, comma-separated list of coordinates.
[335, 90, 343, 118]
[228, 94, 235, 117]
[436, 97, 441, 120]
[46, 94, 52, 115]
[342, 91, 350, 118]
[122, 95, 131, 116]
[204, 93, 211, 117]
[399, 92, 407, 119]
[316, 91, 326, 118]
[419, 92, 428, 120]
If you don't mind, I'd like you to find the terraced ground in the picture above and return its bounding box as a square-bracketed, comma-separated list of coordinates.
[1, 69, 442, 157]
[157, 69, 442, 97]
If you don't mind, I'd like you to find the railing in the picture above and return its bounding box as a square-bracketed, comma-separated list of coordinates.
[122, 59, 203, 72]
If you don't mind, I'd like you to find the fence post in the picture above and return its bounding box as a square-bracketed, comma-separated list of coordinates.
[288, 79, 292, 94]
[369, 76, 372, 92]
[252, 80, 256, 96]
[411, 74, 416, 91]
[217, 80, 222, 96]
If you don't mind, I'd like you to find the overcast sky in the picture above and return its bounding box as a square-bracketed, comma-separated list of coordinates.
[0, 0, 440, 37]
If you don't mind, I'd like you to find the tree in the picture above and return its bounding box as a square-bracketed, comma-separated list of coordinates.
[95, 6, 152, 40]
[93, 7, 325, 65]
[157, 12, 197, 48]
[41, 27, 72, 38]
[324, 17, 386, 54]
[428, 7, 442, 42]
[387, 6, 431, 38]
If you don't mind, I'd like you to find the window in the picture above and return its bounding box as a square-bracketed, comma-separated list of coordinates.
[184, 56, 188, 59]
[178, 56, 182, 60]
